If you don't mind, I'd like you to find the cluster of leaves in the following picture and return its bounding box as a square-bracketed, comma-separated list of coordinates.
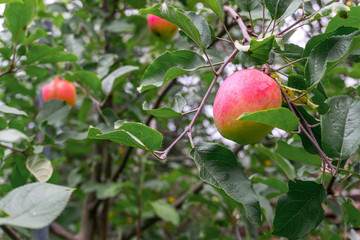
[0, 0, 359, 239]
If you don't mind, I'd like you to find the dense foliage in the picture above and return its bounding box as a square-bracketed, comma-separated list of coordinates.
[0, 0, 359, 239]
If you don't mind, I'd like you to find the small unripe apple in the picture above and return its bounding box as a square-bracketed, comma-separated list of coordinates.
[42, 77, 77, 106]
[147, 14, 178, 41]
[213, 69, 282, 145]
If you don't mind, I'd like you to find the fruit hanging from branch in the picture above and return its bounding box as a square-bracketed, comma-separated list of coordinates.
[42, 77, 77, 106]
[213, 69, 282, 145]
[147, 14, 178, 41]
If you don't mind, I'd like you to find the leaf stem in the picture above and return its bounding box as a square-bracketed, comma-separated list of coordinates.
[272, 57, 307, 72]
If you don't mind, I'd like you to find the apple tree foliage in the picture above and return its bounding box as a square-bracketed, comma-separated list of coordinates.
[0, 0, 360, 239]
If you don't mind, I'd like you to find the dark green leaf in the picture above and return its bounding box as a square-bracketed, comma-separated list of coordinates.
[273, 180, 326, 238]
[139, 3, 212, 49]
[326, 6, 360, 33]
[321, 96, 360, 160]
[265, 0, 300, 20]
[275, 140, 322, 167]
[25, 66, 49, 81]
[343, 203, 360, 228]
[88, 123, 163, 151]
[237, 107, 299, 132]
[139, 50, 206, 92]
[4, 0, 37, 43]
[304, 28, 360, 88]
[78, 98, 92, 122]
[311, 88, 329, 115]
[102, 66, 139, 96]
[190, 142, 262, 227]
[237, 35, 275, 67]
[1, 74, 36, 97]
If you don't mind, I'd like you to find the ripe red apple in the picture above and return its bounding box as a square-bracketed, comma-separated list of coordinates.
[213, 69, 282, 145]
[147, 14, 178, 41]
[42, 77, 77, 106]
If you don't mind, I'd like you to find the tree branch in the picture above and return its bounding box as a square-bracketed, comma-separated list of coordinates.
[1, 225, 21, 240]
[50, 222, 77, 240]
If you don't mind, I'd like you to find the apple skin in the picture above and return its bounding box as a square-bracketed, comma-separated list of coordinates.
[147, 14, 178, 41]
[213, 69, 282, 145]
[42, 77, 77, 106]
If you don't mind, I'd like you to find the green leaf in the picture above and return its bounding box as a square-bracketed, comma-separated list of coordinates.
[277, 0, 302, 21]
[273, 180, 326, 239]
[326, 6, 360, 33]
[88, 122, 163, 152]
[1, 74, 36, 97]
[275, 140, 322, 167]
[143, 93, 186, 118]
[310, 2, 350, 25]
[237, 107, 299, 132]
[237, 35, 275, 67]
[305, 29, 360, 88]
[0, 47, 12, 61]
[303, 27, 357, 58]
[343, 202, 360, 228]
[255, 144, 295, 179]
[0, 183, 74, 228]
[250, 176, 288, 194]
[0, 129, 29, 143]
[139, 3, 212, 49]
[26, 155, 53, 183]
[23, 28, 48, 45]
[0, 0, 23, 3]
[0, 105, 27, 117]
[201, 0, 223, 22]
[102, 66, 139, 96]
[25, 66, 49, 81]
[236, 0, 260, 12]
[4, 0, 37, 43]
[139, 50, 206, 92]
[72, 71, 101, 94]
[190, 142, 262, 227]
[35, 99, 72, 126]
[265, 0, 299, 20]
[321, 96, 360, 160]
[0, 117, 7, 130]
[150, 199, 180, 225]
[25, 45, 77, 64]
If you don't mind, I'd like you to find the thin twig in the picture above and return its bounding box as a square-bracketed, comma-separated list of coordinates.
[154, 48, 239, 160]
[0, 143, 27, 154]
[1, 225, 21, 240]
[223, 6, 251, 43]
[272, 57, 307, 72]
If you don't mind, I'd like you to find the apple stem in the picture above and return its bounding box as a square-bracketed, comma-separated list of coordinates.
[154, 48, 239, 160]
[203, 51, 217, 75]
[223, 6, 251, 43]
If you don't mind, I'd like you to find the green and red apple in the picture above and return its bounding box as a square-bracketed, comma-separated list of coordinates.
[147, 14, 178, 41]
[42, 77, 77, 106]
[213, 69, 282, 145]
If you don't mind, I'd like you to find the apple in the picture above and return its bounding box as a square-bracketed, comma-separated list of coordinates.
[147, 14, 178, 41]
[213, 69, 282, 145]
[42, 77, 77, 106]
